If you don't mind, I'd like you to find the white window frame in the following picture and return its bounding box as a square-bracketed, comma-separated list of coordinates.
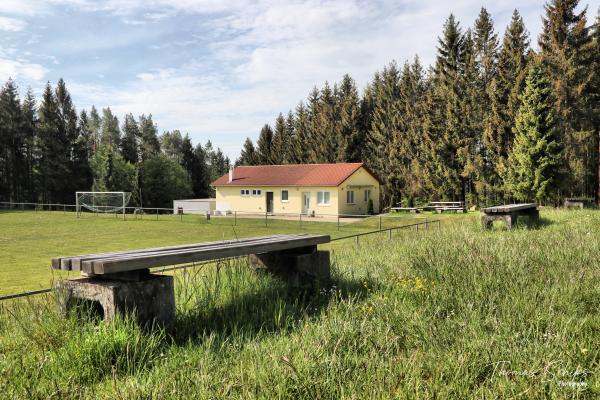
[317, 191, 331, 206]
[346, 190, 355, 204]
[241, 189, 250, 197]
[252, 189, 262, 197]
[364, 189, 371, 202]
[281, 190, 289, 202]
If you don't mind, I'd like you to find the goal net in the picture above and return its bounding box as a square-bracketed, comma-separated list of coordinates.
[76, 192, 132, 216]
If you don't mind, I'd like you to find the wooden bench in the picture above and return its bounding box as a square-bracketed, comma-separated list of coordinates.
[390, 207, 420, 213]
[52, 234, 331, 324]
[434, 207, 465, 214]
[481, 203, 539, 229]
[564, 197, 593, 209]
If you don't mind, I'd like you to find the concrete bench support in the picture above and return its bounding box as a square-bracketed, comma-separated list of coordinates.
[249, 245, 331, 287]
[55, 272, 175, 325]
[481, 206, 539, 229]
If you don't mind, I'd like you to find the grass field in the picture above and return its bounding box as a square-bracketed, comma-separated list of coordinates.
[1, 209, 599, 398]
[0, 210, 424, 295]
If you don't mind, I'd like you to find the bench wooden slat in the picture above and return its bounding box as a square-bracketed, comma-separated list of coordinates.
[77, 235, 311, 274]
[87, 235, 330, 275]
[53, 234, 299, 271]
[482, 203, 537, 213]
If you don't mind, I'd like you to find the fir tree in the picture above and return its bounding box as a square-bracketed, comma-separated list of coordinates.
[120, 113, 139, 164]
[486, 10, 530, 202]
[0, 79, 24, 201]
[21, 88, 37, 201]
[271, 113, 287, 164]
[256, 124, 274, 165]
[336, 74, 362, 162]
[138, 114, 160, 162]
[505, 65, 563, 202]
[237, 137, 258, 166]
[89, 106, 101, 153]
[539, 0, 594, 197]
[290, 102, 310, 163]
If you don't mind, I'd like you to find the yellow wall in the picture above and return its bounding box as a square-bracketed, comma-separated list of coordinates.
[214, 167, 380, 215]
[337, 167, 380, 215]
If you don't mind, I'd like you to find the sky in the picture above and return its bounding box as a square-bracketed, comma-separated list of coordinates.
[1, 0, 599, 161]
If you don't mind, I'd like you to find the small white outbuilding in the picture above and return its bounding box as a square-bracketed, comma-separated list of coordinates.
[172, 199, 216, 214]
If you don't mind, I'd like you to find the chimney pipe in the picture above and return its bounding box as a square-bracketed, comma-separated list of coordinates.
[228, 167, 234, 183]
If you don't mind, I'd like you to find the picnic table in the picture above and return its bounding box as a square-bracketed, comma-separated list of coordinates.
[52, 234, 331, 324]
[481, 203, 539, 229]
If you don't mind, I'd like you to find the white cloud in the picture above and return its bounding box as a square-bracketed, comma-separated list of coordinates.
[0, 58, 47, 81]
[0, 16, 26, 31]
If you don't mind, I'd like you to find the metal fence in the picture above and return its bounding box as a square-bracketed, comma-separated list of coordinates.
[0, 217, 440, 302]
[0, 201, 430, 231]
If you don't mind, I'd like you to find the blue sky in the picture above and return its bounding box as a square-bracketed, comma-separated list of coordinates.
[1, 0, 598, 160]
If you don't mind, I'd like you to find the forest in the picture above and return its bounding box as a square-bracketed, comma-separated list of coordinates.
[0, 78, 231, 208]
[238, 1, 600, 207]
[1, 0, 599, 209]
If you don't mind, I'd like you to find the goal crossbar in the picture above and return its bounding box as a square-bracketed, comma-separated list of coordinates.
[75, 191, 131, 220]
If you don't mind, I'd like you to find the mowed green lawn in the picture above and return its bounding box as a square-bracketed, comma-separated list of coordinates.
[0, 210, 423, 295]
[2, 209, 599, 398]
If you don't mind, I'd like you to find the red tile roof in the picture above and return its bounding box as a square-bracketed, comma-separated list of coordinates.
[212, 163, 381, 187]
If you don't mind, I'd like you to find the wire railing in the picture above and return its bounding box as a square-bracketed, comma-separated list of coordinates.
[0, 217, 440, 302]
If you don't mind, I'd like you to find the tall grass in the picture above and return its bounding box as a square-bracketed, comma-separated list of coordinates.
[1, 209, 599, 398]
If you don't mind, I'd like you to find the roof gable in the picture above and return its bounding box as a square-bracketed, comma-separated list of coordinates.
[212, 163, 381, 187]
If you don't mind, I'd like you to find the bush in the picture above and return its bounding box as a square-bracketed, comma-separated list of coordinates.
[367, 198, 374, 215]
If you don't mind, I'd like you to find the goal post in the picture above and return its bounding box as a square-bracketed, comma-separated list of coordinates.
[75, 191, 132, 220]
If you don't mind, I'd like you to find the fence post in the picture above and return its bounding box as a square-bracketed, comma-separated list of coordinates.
[299, 213, 302, 228]
[180, 211, 183, 222]
[379, 215, 382, 231]
[265, 212, 268, 227]
[388, 229, 392, 239]
[156, 208, 159, 221]
[425, 218, 428, 230]
[337, 215, 340, 231]
[438, 220, 440, 229]
[234, 211, 237, 226]
[356, 235, 359, 246]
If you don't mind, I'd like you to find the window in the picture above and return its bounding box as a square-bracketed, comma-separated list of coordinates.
[281, 190, 289, 202]
[346, 190, 355, 204]
[317, 191, 331, 205]
[364, 189, 371, 202]
[240, 189, 250, 196]
[252, 189, 262, 196]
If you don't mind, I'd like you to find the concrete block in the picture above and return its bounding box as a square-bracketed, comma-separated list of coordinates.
[55, 274, 175, 325]
[249, 248, 331, 287]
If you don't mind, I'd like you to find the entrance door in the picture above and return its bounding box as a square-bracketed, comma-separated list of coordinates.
[266, 192, 274, 213]
[302, 192, 310, 214]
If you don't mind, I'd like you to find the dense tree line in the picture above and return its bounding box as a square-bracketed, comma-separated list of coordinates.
[0, 80, 230, 208]
[238, 1, 600, 207]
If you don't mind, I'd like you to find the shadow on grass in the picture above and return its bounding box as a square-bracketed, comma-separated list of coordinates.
[169, 263, 374, 346]
[515, 216, 553, 230]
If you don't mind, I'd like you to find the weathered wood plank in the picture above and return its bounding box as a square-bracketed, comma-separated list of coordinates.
[87, 235, 331, 274]
[482, 203, 537, 214]
[77, 235, 309, 274]
[52, 234, 298, 271]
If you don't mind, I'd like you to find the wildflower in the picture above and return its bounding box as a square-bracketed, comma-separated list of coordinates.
[415, 277, 425, 290]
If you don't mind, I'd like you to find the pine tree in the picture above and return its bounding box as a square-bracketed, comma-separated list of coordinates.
[539, 0, 594, 197]
[314, 82, 338, 162]
[160, 130, 184, 163]
[290, 102, 311, 163]
[306, 87, 320, 163]
[193, 143, 211, 197]
[505, 65, 563, 202]
[593, 9, 600, 202]
[37, 82, 69, 203]
[138, 114, 160, 162]
[427, 15, 466, 201]
[100, 107, 120, 150]
[486, 10, 530, 202]
[367, 62, 400, 204]
[21, 88, 37, 201]
[336, 74, 362, 162]
[120, 113, 139, 164]
[256, 124, 274, 165]
[89, 106, 101, 153]
[237, 137, 258, 165]
[0, 79, 24, 201]
[271, 113, 288, 164]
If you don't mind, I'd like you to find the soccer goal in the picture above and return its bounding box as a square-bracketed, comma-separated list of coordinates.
[75, 191, 132, 220]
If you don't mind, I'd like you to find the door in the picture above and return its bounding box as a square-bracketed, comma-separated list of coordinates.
[302, 192, 310, 214]
[266, 192, 274, 213]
